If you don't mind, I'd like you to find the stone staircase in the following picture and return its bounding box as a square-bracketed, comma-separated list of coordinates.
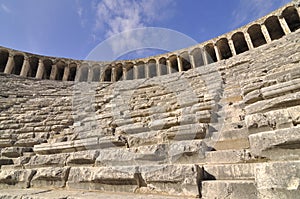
[0, 30, 299, 198]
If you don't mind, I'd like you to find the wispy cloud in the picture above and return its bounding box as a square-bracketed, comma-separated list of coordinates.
[94, 0, 175, 37]
[231, 0, 290, 28]
[86, 0, 176, 59]
[1, 3, 11, 14]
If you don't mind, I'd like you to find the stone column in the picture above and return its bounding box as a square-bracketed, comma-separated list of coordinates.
[62, 65, 70, 81]
[214, 44, 222, 61]
[279, 16, 291, 35]
[4, 54, 14, 74]
[166, 59, 172, 74]
[244, 32, 254, 50]
[20, 57, 30, 77]
[133, 64, 138, 79]
[177, 56, 183, 72]
[202, 49, 209, 65]
[145, 63, 150, 78]
[189, 54, 196, 69]
[50, 65, 57, 80]
[35, 59, 44, 79]
[228, 39, 237, 56]
[261, 24, 272, 43]
[122, 67, 127, 80]
[111, 67, 116, 82]
[156, 60, 161, 76]
[87, 67, 93, 82]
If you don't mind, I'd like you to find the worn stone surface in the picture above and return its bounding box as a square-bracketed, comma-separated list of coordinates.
[256, 161, 300, 199]
[201, 180, 257, 199]
[31, 167, 70, 188]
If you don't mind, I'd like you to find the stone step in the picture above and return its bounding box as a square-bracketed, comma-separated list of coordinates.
[249, 126, 300, 160]
[203, 163, 256, 180]
[0, 188, 195, 199]
[255, 161, 300, 199]
[201, 180, 257, 199]
[33, 137, 126, 155]
[68, 164, 201, 197]
[96, 140, 207, 167]
[204, 149, 253, 164]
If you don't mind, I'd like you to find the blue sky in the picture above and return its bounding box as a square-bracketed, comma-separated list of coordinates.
[0, 0, 291, 61]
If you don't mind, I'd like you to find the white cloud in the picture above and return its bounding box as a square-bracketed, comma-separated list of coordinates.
[89, 0, 175, 58]
[95, 0, 174, 37]
[231, 0, 290, 28]
[1, 3, 11, 13]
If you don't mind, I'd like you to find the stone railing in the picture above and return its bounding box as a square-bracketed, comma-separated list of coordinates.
[0, 1, 299, 83]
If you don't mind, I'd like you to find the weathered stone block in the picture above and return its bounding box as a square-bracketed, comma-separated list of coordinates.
[0, 169, 36, 189]
[201, 180, 257, 199]
[1, 147, 32, 158]
[203, 163, 256, 180]
[256, 161, 300, 199]
[67, 150, 100, 165]
[165, 123, 207, 141]
[31, 167, 70, 188]
[26, 153, 69, 168]
[67, 166, 138, 193]
[249, 126, 300, 160]
[140, 164, 202, 197]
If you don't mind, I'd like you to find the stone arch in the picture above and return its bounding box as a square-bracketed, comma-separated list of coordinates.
[180, 51, 191, 71]
[79, 64, 89, 82]
[43, 59, 53, 79]
[148, 59, 157, 78]
[55, 61, 66, 81]
[136, 61, 146, 79]
[265, 16, 285, 40]
[216, 38, 232, 60]
[12, 54, 24, 75]
[103, 66, 112, 82]
[231, 32, 249, 55]
[190, 48, 204, 67]
[28, 57, 39, 78]
[247, 24, 267, 48]
[0, 49, 9, 72]
[169, 55, 179, 73]
[159, 57, 168, 75]
[68, 63, 77, 81]
[282, 6, 300, 32]
[115, 63, 123, 81]
[125, 62, 134, 80]
[204, 43, 217, 64]
[91, 64, 101, 82]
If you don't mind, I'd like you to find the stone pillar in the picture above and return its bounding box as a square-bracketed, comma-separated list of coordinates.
[228, 39, 237, 56]
[279, 16, 291, 35]
[62, 65, 70, 81]
[214, 44, 222, 61]
[50, 65, 57, 80]
[261, 24, 272, 43]
[123, 67, 128, 80]
[4, 54, 14, 74]
[35, 59, 44, 79]
[177, 56, 183, 72]
[145, 63, 150, 78]
[156, 60, 161, 76]
[87, 67, 93, 82]
[20, 57, 30, 77]
[202, 49, 209, 65]
[166, 59, 172, 74]
[244, 32, 254, 50]
[133, 64, 138, 79]
[111, 67, 116, 82]
[189, 54, 196, 69]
